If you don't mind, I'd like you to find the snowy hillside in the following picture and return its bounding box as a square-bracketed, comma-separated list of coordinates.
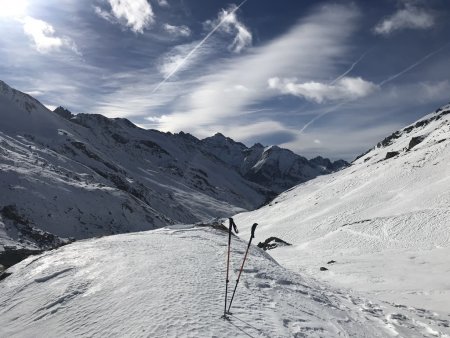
[1, 225, 448, 337]
[235, 104, 450, 314]
[0, 80, 345, 252]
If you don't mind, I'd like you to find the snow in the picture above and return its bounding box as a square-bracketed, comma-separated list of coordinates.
[0, 79, 345, 251]
[234, 105, 450, 316]
[2, 226, 449, 337]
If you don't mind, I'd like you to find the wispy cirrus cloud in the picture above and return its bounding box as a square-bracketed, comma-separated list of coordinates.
[156, 4, 360, 135]
[156, 0, 170, 8]
[205, 3, 252, 53]
[95, 0, 154, 33]
[374, 4, 434, 35]
[163, 23, 191, 38]
[268, 77, 378, 104]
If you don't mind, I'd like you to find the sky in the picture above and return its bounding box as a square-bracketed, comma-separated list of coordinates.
[0, 0, 449, 160]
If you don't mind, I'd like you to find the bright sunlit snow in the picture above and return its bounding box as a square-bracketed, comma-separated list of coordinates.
[1, 226, 449, 337]
[235, 105, 450, 315]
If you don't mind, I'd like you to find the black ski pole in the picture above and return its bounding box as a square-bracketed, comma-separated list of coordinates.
[227, 223, 258, 314]
[224, 218, 238, 318]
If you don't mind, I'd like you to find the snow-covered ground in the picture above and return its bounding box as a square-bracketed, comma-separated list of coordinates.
[1, 226, 449, 337]
[235, 105, 450, 316]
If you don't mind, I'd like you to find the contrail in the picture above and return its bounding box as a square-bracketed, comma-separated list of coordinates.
[299, 101, 347, 134]
[378, 44, 448, 86]
[151, 0, 249, 94]
[300, 44, 448, 134]
[330, 49, 370, 85]
[298, 50, 370, 133]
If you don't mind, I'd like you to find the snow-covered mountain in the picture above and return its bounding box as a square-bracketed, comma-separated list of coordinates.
[202, 133, 346, 193]
[0, 80, 345, 253]
[235, 104, 450, 314]
[1, 225, 448, 337]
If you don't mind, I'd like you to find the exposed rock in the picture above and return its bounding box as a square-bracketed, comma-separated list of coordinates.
[320, 267, 329, 271]
[327, 260, 337, 265]
[53, 106, 73, 120]
[257, 237, 292, 251]
[408, 135, 426, 150]
[0, 247, 42, 270]
[385, 151, 399, 160]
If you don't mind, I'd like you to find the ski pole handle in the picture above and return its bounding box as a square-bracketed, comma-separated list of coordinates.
[229, 218, 239, 234]
[250, 223, 258, 239]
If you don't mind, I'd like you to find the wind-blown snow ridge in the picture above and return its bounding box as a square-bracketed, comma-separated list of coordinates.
[1, 226, 448, 337]
[235, 103, 450, 315]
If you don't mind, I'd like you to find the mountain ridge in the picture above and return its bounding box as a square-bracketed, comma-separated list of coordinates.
[0, 80, 347, 253]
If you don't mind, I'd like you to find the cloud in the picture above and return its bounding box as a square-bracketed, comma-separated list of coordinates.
[156, 0, 170, 7]
[374, 4, 434, 35]
[93, 5, 116, 24]
[205, 4, 252, 53]
[163, 23, 191, 38]
[156, 4, 360, 133]
[97, 0, 154, 33]
[22, 16, 81, 55]
[215, 120, 295, 143]
[0, 0, 28, 19]
[268, 77, 378, 103]
[156, 41, 209, 77]
[158, 53, 186, 77]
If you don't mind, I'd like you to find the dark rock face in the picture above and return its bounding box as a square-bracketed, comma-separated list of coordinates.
[320, 267, 329, 271]
[385, 151, 399, 160]
[53, 106, 73, 120]
[310, 156, 349, 172]
[0, 248, 42, 270]
[1, 205, 70, 250]
[408, 136, 426, 150]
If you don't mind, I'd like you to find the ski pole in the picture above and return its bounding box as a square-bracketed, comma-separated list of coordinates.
[224, 218, 238, 317]
[227, 223, 258, 314]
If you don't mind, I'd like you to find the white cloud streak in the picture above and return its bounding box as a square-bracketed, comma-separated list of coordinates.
[205, 4, 252, 53]
[163, 23, 191, 37]
[155, 4, 360, 136]
[22, 16, 81, 55]
[268, 76, 378, 104]
[156, 0, 170, 7]
[150, 0, 249, 94]
[98, 0, 154, 33]
[297, 45, 448, 133]
[374, 4, 434, 35]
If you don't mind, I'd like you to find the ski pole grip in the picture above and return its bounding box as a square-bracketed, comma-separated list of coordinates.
[250, 223, 258, 239]
[229, 218, 239, 234]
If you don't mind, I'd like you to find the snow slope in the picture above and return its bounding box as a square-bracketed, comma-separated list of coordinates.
[0, 80, 345, 251]
[1, 225, 449, 337]
[235, 104, 450, 314]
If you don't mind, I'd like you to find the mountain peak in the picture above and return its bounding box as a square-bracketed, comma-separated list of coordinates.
[54, 106, 74, 120]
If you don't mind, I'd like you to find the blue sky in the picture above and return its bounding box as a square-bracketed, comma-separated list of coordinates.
[0, 0, 449, 160]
